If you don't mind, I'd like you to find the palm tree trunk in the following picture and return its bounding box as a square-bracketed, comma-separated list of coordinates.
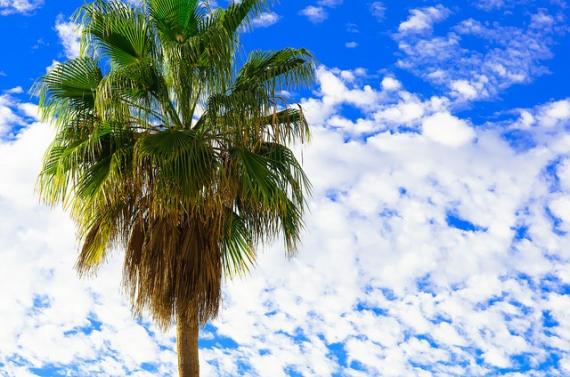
[177, 309, 200, 377]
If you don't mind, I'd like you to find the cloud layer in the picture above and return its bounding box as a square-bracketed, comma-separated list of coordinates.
[1, 63, 570, 375]
[395, 5, 567, 102]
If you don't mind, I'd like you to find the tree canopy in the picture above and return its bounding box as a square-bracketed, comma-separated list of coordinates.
[35, 0, 315, 329]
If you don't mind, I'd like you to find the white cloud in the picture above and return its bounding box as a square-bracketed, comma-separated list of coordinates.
[2, 65, 570, 376]
[450, 79, 479, 100]
[558, 159, 570, 192]
[381, 76, 402, 91]
[46, 59, 60, 73]
[550, 197, 570, 230]
[370, 1, 386, 21]
[471, 0, 563, 12]
[374, 100, 425, 126]
[0, 0, 43, 15]
[5, 86, 23, 94]
[55, 17, 81, 59]
[301, 67, 455, 135]
[17, 102, 39, 119]
[474, 0, 505, 10]
[345, 41, 358, 48]
[422, 111, 475, 147]
[318, 0, 342, 6]
[0, 93, 25, 136]
[300, 67, 384, 130]
[398, 5, 450, 34]
[538, 99, 570, 128]
[531, 10, 555, 28]
[300, 0, 342, 23]
[346, 23, 359, 33]
[251, 11, 280, 28]
[299, 5, 327, 23]
[396, 11, 562, 102]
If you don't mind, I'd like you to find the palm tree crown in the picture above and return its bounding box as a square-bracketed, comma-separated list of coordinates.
[36, 0, 314, 334]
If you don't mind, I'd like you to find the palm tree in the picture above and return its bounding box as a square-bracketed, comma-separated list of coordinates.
[35, 1, 314, 375]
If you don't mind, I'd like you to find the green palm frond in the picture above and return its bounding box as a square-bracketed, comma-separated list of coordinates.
[135, 129, 218, 205]
[221, 210, 256, 277]
[260, 142, 311, 204]
[229, 143, 309, 255]
[235, 48, 315, 93]
[36, 58, 102, 125]
[232, 147, 280, 204]
[221, 0, 265, 34]
[75, 128, 134, 200]
[148, 0, 201, 43]
[77, 209, 116, 275]
[81, 1, 154, 67]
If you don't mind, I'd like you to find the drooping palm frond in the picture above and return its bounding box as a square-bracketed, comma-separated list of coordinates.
[36, 58, 102, 127]
[36, 0, 314, 330]
[123, 211, 224, 328]
[221, 209, 256, 277]
[234, 48, 315, 94]
[258, 107, 311, 144]
[225, 143, 310, 255]
[135, 129, 218, 210]
[221, 0, 265, 35]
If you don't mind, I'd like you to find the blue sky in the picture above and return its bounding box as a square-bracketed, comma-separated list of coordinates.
[0, 0, 570, 376]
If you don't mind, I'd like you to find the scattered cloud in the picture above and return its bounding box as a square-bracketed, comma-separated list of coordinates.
[345, 41, 358, 48]
[302, 66, 449, 136]
[0, 0, 43, 15]
[46, 60, 61, 73]
[0, 93, 24, 135]
[370, 1, 386, 21]
[422, 111, 475, 147]
[470, 0, 568, 11]
[536, 99, 570, 128]
[474, 0, 506, 10]
[398, 5, 450, 34]
[300, 0, 343, 23]
[381, 76, 401, 91]
[251, 11, 280, 28]
[55, 16, 81, 59]
[450, 79, 479, 100]
[1, 1, 570, 375]
[0, 91, 38, 137]
[299, 5, 328, 23]
[346, 23, 359, 33]
[2, 68, 570, 375]
[318, 0, 343, 6]
[5, 86, 23, 94]
[395, 9, 565, 102]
